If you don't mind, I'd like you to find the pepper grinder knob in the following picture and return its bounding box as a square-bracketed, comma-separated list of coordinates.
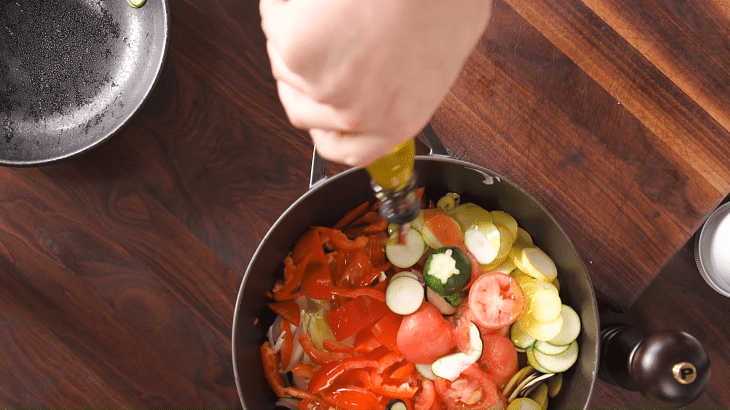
[599, 324, 711, 407]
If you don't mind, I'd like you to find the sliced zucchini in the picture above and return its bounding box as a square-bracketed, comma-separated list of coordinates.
[436, 193, 460, 211]
[527, 382, 549, 410]
[490, 210, 519, 240]
[411, 210, 426, 233]
[518, 312, 563, 342]
[547, 373, 563, 398]
[385, 228, 425, 268]
[534, 340, 570, 356]
[447, 203, 493, 232]
[510, 321, 536, 350]
[415, 363, 436, 380]
[494, 259, 516, 275]
[513, 247, 558, 282]
[426, 286, 458, 316]
[127, 0, 147, 7]
[507, 398, 542, 410]
[525, 347, 551, 374]
[521, 279, 562, 323]
[531, 341, 578, 373]
[391, 271, 419, 282]
[546, 305, 581, 346]
[385, 276, 424, 315]
[463, 222, 501, 264]
[423, 247, 471, 296]
[502, 365, 537, 400]
[514, 227, 534, 247]
[431, 322, 482, 381]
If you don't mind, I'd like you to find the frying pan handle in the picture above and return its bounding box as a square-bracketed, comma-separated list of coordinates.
[309, 123, 452, 188]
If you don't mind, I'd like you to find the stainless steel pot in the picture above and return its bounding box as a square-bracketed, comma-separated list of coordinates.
[232, 127, 600, 409]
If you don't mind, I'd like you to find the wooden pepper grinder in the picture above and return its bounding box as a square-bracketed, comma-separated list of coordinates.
[599, 324, 711, 407]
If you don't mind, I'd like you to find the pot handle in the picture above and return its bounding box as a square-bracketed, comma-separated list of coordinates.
[309, 124, 452, 188]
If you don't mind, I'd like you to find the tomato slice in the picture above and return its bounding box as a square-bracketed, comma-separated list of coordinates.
[414, 378, 436, 410]
[434, 364, 499, 409]
[396, 302, 456, 364]
[423, 213, 463, 248]
[326, 295, 390, 341]
[467, 272, 525, 329]
[478, 334, 519, 389]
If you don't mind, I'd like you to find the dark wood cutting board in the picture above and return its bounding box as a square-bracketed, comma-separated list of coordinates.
[0, 0, 729, 408]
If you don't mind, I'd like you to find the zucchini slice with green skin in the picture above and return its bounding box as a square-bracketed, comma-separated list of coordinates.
[385, 228, 425, 268]
[534, 340, 571, 356]
[545, 304, 581, 346]
[431, 322, 482, 381]
[423, 247, 471, 296]
[531, 341, 579, 373]
[510, 321, 536, 350]
[385, 276, 424, 315]
[426, 286, 458, 316]
[415, 363, 436, 380]
[127, 0, 147, 8]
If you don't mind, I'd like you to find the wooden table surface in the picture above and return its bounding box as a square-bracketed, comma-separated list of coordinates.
[1, 0, 730, 408]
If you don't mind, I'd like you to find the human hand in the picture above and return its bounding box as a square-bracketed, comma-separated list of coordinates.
[260, 0, 492, 167]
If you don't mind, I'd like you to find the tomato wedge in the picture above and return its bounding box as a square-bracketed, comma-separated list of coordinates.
[434, 364, 499, 409]
[467, 272, 525, 329]
[396, 302, 456, 364]
[478, 334, 519, 389]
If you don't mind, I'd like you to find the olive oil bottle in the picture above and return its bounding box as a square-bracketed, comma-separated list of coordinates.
[366, 139, 420, 241]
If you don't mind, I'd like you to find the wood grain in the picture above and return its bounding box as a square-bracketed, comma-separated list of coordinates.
[0, 0, 729, 408]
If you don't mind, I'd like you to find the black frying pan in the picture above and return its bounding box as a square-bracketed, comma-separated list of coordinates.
[0, 0, 168, 166]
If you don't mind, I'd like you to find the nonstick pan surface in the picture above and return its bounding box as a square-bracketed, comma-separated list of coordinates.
[0, 0, 168, 166]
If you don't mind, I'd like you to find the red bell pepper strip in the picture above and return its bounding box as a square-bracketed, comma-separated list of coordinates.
[301, 265, 334, 301]
[279, 318, 295, 370]
[326, 386, 384, 410]
[331, 286, 386, 302]
[268, 300, 301, 327]
[308, 357, 380, 393]
[339, 250, 374, 286]
[274, 253, 311, 301]
[325, 295, 390, 342]
[355, 329, 380, 354]
[291, 227, 326, 265]
[322, 228, 369, 251]
[371, 311, 403, 354]
[323, 339, 358, 355]
[286, 387, 335, 409]
[291, 363, 317, 378]
[299, 333, 353, 366]
[333, 201, 370, 230]
[369, 369, 419, 399]
[388, 361, 416, 380]
[260, 343, 288, 397]
[376, 351, 402, 373]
